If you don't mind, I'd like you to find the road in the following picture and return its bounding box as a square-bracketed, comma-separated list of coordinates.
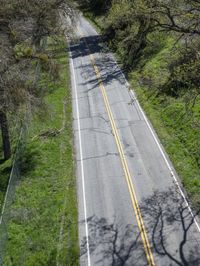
[70, 16, 200, 266]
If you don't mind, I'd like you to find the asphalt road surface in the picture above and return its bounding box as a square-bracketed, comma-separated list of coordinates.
[70, 16, 200, 266]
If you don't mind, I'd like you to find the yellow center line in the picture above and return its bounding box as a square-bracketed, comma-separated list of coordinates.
[79, 30, 155, 266]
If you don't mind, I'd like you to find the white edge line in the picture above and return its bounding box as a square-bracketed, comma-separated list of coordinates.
[131, 89, 200, 232]
[69, 45, 91, 265]
[118, 68, 200, 233]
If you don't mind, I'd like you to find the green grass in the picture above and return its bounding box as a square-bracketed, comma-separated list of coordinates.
[130, 36, 200, 209]
[3, 39, 79, 265]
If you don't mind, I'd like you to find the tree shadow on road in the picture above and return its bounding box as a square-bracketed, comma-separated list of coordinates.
[70, 35, 126, 92]
[140, 187, 200, 266]
[80, 216, 147, 266]
[80, 188, 200, 265]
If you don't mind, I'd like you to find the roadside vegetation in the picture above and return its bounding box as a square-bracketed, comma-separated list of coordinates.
[0, 0, 79, 265]
[0, 0, 75, 209]
[3, 38, 79, 266]
[78, 0, 200, 210]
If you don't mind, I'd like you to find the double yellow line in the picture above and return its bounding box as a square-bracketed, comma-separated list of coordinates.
[79, 30, 155, 266]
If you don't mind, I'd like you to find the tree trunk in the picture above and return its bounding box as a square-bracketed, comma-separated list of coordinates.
[0, 111, 11, 160]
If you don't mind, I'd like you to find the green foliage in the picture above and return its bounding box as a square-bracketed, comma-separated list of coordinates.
[14, 44, 34, 59]
[102, 0, 153, 67]
[163, 45, 200, 98]
[36, 53, 49, 63]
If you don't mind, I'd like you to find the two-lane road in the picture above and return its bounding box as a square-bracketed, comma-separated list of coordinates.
[70, 16, 200, 266]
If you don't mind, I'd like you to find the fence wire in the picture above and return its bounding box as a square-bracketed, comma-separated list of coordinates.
[0, 117, 28, 265]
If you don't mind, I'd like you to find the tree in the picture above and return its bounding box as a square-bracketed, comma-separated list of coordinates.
[0, 0, 75, 160]
[101, 0, 200, 65]
[103, 0, 154, 68]
[150, 0, 200, 36]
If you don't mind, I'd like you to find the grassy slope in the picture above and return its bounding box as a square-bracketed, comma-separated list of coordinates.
[81, 11, 200, 210]
[130, 37, 200, 209]
[3, 40, 79, 265]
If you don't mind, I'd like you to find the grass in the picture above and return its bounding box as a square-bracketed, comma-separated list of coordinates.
[3, 39, 79, 265]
